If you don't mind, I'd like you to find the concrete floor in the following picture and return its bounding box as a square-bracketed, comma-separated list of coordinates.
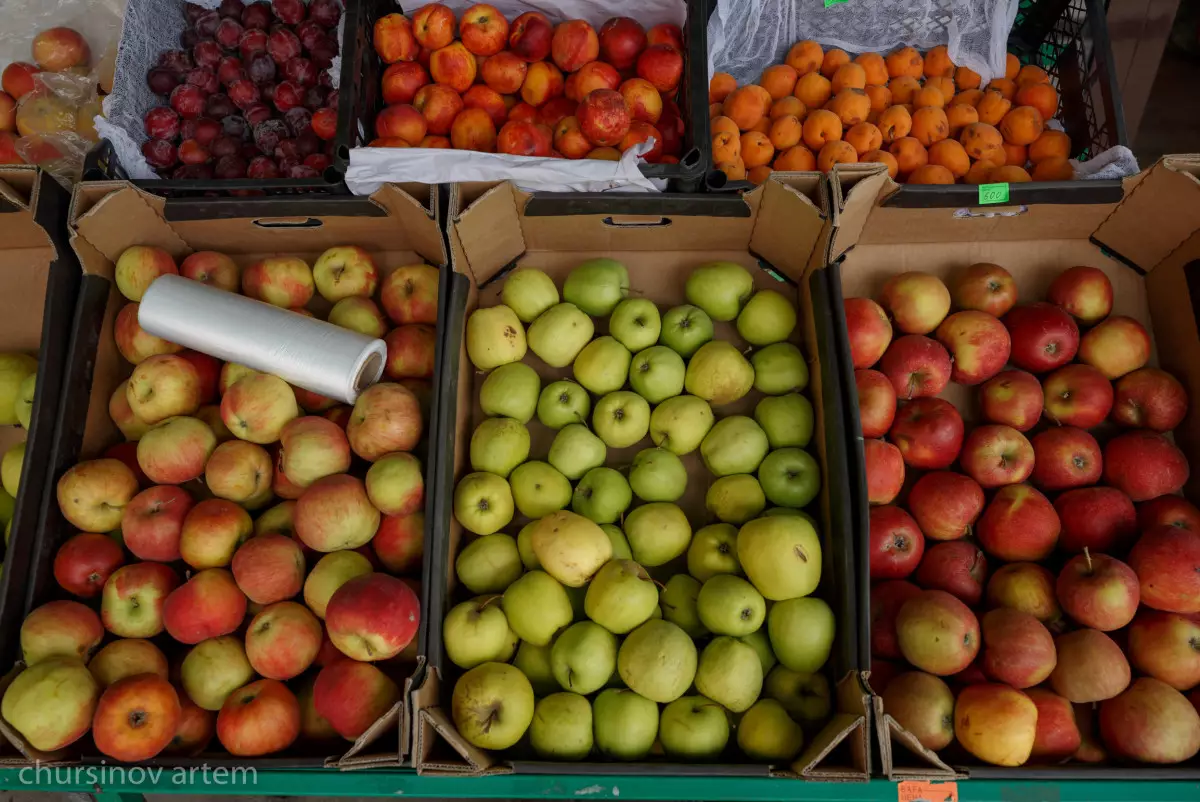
[1134, 47, 1200, 163]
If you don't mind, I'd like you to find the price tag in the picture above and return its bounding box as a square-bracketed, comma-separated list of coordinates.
[978, 183, 1011, 205]
[897, 780, 959, 802]
[824, 0, 849, 8]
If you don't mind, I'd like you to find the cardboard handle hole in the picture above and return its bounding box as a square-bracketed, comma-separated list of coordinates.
[252, 218, 325, 228]
[602, 216, 672, 228]
[953, 205, 1029, 219]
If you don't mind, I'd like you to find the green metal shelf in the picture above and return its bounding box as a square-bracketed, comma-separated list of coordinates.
[0, 769, 1198, 801]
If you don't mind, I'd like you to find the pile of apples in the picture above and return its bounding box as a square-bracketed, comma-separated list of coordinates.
[370, 3, 687, 162]
[446, 259, 830, 763]
[709, 42, 1075, 185]
[0, 244, 438, 761]
[0, 350, 41, 570]
[140, 0, 343, 179]
[850, 263, 1200, 767]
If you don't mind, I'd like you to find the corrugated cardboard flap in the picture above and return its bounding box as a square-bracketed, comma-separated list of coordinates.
[0, 167, 56, 255]
[873, 697, 962, 781]
[792, 671, 870, 782]
[449, 182, 526, 287]
[750, 174, 827, 283]
[1092, 155, 1200, 273]
[73, 184, 188, 265]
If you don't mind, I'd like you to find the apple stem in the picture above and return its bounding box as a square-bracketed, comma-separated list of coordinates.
[1084, 546, 1093, 573]
[478, 595, 499, 611]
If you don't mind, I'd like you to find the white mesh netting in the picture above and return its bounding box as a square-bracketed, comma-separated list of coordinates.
[707, 0, 1019, 87]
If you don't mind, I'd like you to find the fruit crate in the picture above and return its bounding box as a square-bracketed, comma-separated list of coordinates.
[85, 0, 372, 200]
[0, 181, 446, 768]
[0, 168, 86, 674]
[414, 179, 871, 777]
[358, 0, 711, 193]
[828, 156, 1200, 779]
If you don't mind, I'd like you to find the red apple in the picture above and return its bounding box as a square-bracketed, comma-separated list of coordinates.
[1112, 367, 1188, 432]
[179, 498, 254, 569]
[854, 369, 896, 438]
[977, 483, 1059, 561]
[1047, 265, 1113, 324]
[1104, 430, 1190, 501]
[870, 658, 903, 694]
[843, 297, 892, 369]
[950, 262, 1017, 317]
[934, 310, 1010, 384]
[1027, 688, 1081, 760]
[1073, 701, 1107, 763]
[123, 485, 195, 562]
[880, 671, 956, 751]
[1128, 611, 1200, 691]
[384, 323, 436, 380]
[1100, 677, 1200, 763]
[165, 694, 216, 756]
[19, 600, 104, 665]
[216, 678, 301, 756]
[1030, 426, 1102, 490]
[380, 264, 439, 326]
[978, 369, 1043, 431]
[863, 438, 904, 505]
[986, 562, 1062, 625]
[1079, 315, 1151, 379]
[373, 513, 424, 574]
[1041, 363, 1113, 429]
[92, 674, 182, 762]
[869, 505, 925, 579]
[878, 271, 951, 335]
[896, 589, 980, 676]
[960, 425, 1034, 487]
[871, 579, 922, 659]
[231, 533, 305, 604]
[888, 397, 963, 469]
[313, 659, 400, 739]
[878, 335, 951, 399]
[1054, 487, 1136, 554]
[178, 350, 221, 404]
[347, 382, 423, 462]
[1139, 495, 1200, 532]
[1051, 628, 1131, 703]
[324, 573, 420, 661]
[1129, 526, 1200, 613]
[163, 568, 248, 645]
[245, 601, 323, 680]
[1003, 303, 1079, 373]
[54, 533, 125, 599]
[101, 562, 181, 639]
[1057, 552, 1139, 631]
[980, 608, 1056, 688]
[914, 540, 987, 606]
[907, 471, 983, 541]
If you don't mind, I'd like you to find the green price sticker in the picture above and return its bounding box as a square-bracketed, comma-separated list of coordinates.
[978, 183, 1011, 205]
[824, 0, 848, 8]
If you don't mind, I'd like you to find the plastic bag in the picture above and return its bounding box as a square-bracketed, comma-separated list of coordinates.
[707, 0, 1018, 86]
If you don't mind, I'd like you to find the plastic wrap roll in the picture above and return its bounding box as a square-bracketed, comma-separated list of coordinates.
[139, 275, 386, 404]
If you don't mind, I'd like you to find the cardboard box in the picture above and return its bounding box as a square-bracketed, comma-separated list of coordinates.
[829, 155, 1200, 779]
[414, 177, 871, 779]
[0, 181, 446, 769]
[0, 168, 84, 679]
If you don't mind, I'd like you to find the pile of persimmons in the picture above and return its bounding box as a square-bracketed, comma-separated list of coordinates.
[709, 43, 1075, 185]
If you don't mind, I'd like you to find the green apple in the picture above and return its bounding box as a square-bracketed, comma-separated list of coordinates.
[452, 662, 534, 750]
[701, 416, 769, 476]
[502, 267, 559, 323]
[629, 447, 687, 502]
[659, 695, 730, 758]
[758, 448, 820, 509]
[649, 395, 714, 455]
[739, 628, 778, 675]
[593, 688, 659, 760]
[516, 520, 540, 569]
[572, 467, 632, 524]
[687, 523, 741, 582]
[737, 289, 797, 346]
[752, 343, 809, 395]
[551, 621, 618, 694]
[453, 472, 514, 535]
[456, 533, 524, 594]
[443, 596, 519, 669]
[548, 424, 606, 480]
[763, 508, 817, 526]
[573, 336, 632, 395]
[585, 559, 658, 634]
[610, 298, 662, 351]
[695, 636, 763, 713]
[0, 354, 37, 426]
[530, 692, 593, 759]
[601, 524, 632, 559]
[502, 570, 573, 646]
[0, 488, 15, 528]
[479, 362, 541, 422]
[625, 502, 691, 566]
[697, 574, 766, 636]
[529, 510, 612, 587]
[514, 641, 559, 696]
[538, 380, 591, 429]
[737, 515, 822, 600]
[628, 346, 685, 404]
[469, 417, 530, 477]
[755, 393, 814, 449]
[659, 574, 707, 637]
[765, 665, 832, 726]
[617, 620, 697, 703]
[685, 261, 755, 321]
[527, 303, 595, 368]
[1, 442, 24, 497]
[660, 305, 714, 357]
[509, 461, 572, 519]
[592, 392, 650, 448]
[15, 374, 35, 429]
[769, 597, 835, 673]
[706, 474, 766, 524]
[685, 342, 754, 406]
[738, 698, 805, 760]
[466, 305, 526, 370]
[563, 258, 629, 316]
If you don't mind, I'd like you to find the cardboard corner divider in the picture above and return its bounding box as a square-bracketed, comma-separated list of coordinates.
[826, 155, 1200, 780]
[414, 176, 872, 779]
[0, 180, 447, 769]
[0, 167, 83, 687]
